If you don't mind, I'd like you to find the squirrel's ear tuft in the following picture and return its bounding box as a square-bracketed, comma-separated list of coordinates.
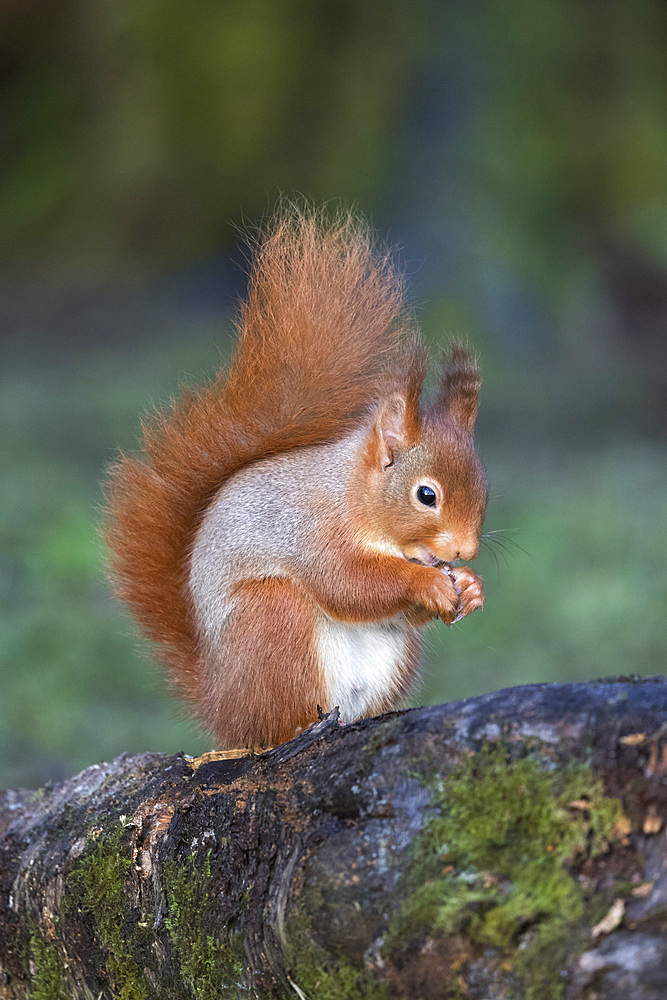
[374, 394, 418, 469]
[436, 342, 481, 432]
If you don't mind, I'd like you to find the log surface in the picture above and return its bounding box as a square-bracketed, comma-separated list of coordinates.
[1, 677, 666, 999]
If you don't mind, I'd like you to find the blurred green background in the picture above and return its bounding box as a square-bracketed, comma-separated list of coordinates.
[2, 0, 665, 788]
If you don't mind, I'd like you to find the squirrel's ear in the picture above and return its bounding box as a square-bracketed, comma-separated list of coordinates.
[436, 343, 481, 433]
[374, 394, 417, 469]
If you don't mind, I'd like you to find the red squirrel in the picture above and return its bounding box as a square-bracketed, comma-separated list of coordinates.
[105, 206, 488, 749]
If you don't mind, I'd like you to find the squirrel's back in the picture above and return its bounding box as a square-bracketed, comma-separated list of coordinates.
[104, 204, 426, 702]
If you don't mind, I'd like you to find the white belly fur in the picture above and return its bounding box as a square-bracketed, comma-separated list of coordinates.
[315, 616, 409, 722]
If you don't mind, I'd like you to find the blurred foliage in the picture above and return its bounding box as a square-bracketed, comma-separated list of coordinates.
[1, 0, 425, 276]
[1, 0, 665, 787]
[3, 2, 666, 299]
[471, 1, 667, 288]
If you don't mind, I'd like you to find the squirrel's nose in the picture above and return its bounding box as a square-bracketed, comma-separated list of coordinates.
[434, 534, 479, 563]
[454, 540, 480, 562]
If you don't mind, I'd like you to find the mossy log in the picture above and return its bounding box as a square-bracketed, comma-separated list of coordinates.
[1, 678, 667, 1000]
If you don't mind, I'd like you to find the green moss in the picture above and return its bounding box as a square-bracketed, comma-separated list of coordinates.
[30, 935, 71, 1000]
[163, 850, 250, 1000]
[388, 743, 628, 1000]
[285, 907, 390, 1000]
[66, 824, 150, 1000]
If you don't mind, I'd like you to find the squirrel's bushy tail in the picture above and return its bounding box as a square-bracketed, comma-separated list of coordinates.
[104, 204, 425, 698]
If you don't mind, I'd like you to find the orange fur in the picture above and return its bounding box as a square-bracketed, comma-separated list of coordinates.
[105, 205, 488, 747]
[104, 205, 425, 706]
[437, 343, 482, 432]
[200, 577, 322, 748]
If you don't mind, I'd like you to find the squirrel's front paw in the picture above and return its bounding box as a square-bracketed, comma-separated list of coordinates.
[446, 565, 484, 623]
[415, 570, 460, 625]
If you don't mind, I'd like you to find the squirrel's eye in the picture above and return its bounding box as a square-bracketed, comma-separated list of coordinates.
[416, 485, 437, 507]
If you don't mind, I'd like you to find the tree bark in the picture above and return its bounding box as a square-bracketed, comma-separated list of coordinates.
[1, 677, 666, 1000]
